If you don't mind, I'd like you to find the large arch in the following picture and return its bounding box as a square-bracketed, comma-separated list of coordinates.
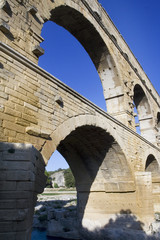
[145, 154, 160, 213]
[145, 154, 160, 177]
[44, 3, 124, 115]
[41, 114, 131, 164]
[133, 84, 155, 142]
[39, 20, 107, 110]
[41, 115, 136, 232]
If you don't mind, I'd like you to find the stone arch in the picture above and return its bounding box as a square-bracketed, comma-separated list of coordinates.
[133, 84, 154, 142]
[56, 124, 133, 191]
[145, 154, 160, 212]
[43, 2, 124, 114]
[41, 114, 131, 167]
[39, 20, 107, 110]
[145, 154, 160, 178]
[41, 115, 135, 231]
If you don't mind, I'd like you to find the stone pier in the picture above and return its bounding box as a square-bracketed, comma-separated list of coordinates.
[0, 143, 46, 240]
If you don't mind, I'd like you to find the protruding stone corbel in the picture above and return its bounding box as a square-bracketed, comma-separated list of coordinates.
[134, 68, 138, 73]
[156, 134, 160, 141]
[122, 52, 129, 61]
[16, 0, 23, 3]
[0, 0, 11, 14]
[93, 11, 101, 22]
[123, 80, 128, 86]
[142, 79, 146, 85]
[128, 118, 132, 124]
[26, 126, 51, 139]
[28, 6, 38, 15]
[55, 95, 63, 106]
[129, 102, 134, 108]
[110, 34, 117, 43]
[32, 45, 44, 57]
[0, 20, 10, 33]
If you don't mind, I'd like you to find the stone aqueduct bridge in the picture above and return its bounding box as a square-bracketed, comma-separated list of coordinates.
[0, 0, 160, 239]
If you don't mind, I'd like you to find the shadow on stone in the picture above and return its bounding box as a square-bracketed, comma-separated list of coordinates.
[33, 197, 160, 240]
[80, 209, 160, 240]
[0, 62, 4, 69]
[3, 30, 14, 41]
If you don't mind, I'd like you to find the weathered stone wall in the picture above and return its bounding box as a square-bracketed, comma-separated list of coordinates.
[0, 0, 160, 143]
[0, 42, 160, 168]
[0, 142, 46, 240]
[1, 41, 160, 234]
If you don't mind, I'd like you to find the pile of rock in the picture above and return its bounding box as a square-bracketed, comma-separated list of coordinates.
[33, 193, 80, 239]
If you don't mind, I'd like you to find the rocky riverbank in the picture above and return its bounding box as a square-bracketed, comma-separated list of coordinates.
[33, 189, 160, 240]
[33, 189, 80, 239]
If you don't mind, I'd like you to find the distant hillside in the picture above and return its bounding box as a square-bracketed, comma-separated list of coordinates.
[51, 170, 65, 188]
[46, 168, 75, 188]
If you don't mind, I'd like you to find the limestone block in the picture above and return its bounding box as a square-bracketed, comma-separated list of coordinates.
[0, 90, 8, 99]
[0, 191, 31, 200]
[0, 232, 16, 239]
[0, 181, 17, 191]
[24, 103, 38, 114]
[105, 181, 135, 193]
[135, 172, 154, 228]
[4, 107, 21, 118]
[6, 170, 35, 181]
[22, 113, 38, 124]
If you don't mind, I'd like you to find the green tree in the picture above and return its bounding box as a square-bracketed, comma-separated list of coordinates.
[54, 182, 59, 188]
[64, 168, 75, 188]
[45, 170, 52, 188]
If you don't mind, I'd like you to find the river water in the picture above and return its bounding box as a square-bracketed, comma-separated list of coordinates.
[31, 229, 76, 240]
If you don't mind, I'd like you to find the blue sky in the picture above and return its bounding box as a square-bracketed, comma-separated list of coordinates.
[38, 0, 160, 171]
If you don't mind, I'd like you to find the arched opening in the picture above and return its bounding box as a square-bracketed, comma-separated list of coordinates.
[46, 150, 69, 173]
[33, 123, 134, 237]
[39, 21, 106, 110]
[133, 105, 141, 134]
[133, 84, 154, 141]
[145, 154, 160, 178]
[57, 125, 132, 188]
[145, 154, 160, 213]
[38, 5, 124, 114]
[32, 150, 77, 239]
[55, 125, 133, 231]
